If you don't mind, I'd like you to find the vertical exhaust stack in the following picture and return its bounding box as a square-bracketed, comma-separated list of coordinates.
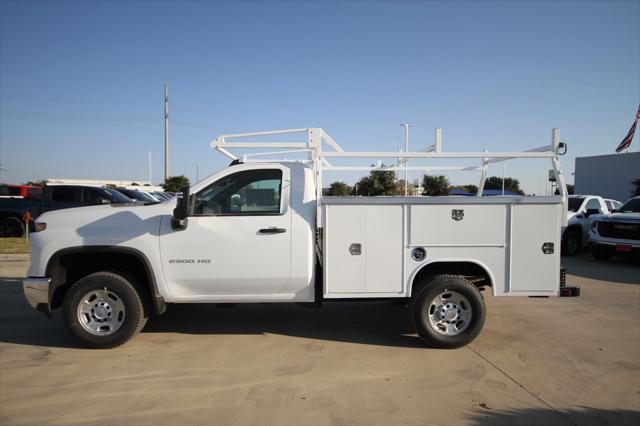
[164, 84, 170, 182]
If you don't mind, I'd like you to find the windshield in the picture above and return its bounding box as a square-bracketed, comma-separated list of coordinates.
[568, 197, 584, 212]
[102, 188, 133, 203]
[118, 189, 157, 203]
[618, 198, 640, 213]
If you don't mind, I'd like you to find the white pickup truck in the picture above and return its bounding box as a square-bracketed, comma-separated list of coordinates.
[23, 128, 579, 349]
[563, 195, 620, 255]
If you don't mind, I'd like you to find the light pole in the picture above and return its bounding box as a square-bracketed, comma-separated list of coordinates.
[400, 123, 412, 196]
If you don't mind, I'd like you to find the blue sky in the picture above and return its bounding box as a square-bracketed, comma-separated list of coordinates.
[1, 0, 638, 194]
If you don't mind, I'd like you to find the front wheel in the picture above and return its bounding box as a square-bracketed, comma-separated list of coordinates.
[562, 229, 581, 256]
[411, 274, 486, 349]
[0, 217, 25, 237]
[62, 271, 148, 349]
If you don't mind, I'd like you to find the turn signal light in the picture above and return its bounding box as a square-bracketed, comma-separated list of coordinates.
[33, 222, 47, 232]
[591, 220, 598, 230]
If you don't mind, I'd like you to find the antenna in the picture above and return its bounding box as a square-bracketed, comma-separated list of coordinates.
[163, 84, 169, 182]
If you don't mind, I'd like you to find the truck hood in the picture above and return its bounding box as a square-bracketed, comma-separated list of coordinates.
[595, 212, 640, 223]
[35, 201, 175, 246]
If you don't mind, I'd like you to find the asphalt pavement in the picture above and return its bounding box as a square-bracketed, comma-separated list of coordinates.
[0, 252, 638, 425]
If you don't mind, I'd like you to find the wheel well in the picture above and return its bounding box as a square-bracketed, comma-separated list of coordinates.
[564, 225, 582, 240]
[47, 249, 164, 314]
[411, 261, 492, 297]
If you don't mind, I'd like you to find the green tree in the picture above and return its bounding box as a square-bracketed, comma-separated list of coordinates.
[422, 175, 450, 196]
[355, 166, 397, 196]
[484, 176, 524, 195]
[325, 181, 352, 196]
[24, 180, 47, 187]
[163, 175, 191, 192]
[554, 184, 575, 195]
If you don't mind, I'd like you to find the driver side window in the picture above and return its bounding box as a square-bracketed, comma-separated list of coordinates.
[193, 169, 283, 216]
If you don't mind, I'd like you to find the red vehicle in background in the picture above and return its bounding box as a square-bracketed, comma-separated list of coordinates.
[0, 184, 42, 198]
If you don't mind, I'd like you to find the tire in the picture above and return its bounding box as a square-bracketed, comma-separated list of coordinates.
[411, 274, 486, 349]
[562, 229, 580, 256]
[0, 217, 25, 237]
[592, 245, 612, 261]
[62, 271, 148, 349]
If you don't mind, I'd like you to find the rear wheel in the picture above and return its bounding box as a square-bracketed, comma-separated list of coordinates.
[411, 274, 486, 349]
[62, 271, 148, 349]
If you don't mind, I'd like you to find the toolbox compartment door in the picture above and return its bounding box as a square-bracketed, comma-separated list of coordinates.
[324, 205, 403, 296]
[508, 204, 561, 294]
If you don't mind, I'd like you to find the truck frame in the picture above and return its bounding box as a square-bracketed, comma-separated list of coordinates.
[23, 127, 579, 349]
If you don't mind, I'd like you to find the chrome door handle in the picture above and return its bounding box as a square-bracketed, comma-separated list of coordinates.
[259, 227, 286, 234]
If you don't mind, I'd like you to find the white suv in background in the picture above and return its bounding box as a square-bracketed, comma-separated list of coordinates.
[563, 195, 616, 256]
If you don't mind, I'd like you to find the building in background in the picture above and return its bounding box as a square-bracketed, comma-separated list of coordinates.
[574, 152, 639, 202]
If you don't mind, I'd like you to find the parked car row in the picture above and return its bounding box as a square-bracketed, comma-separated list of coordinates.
[0, 184, 173, 237]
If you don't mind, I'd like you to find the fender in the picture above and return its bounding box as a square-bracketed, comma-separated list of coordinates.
[407, 258, 496, 298]
[45, 246, 166, 315]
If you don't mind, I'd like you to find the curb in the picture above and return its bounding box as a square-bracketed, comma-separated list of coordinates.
[0, 254, 30, 262]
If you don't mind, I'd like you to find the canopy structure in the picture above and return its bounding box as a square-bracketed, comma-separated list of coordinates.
[210, 127, 569, 224]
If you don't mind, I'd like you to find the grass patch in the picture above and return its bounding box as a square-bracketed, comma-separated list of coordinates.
[0, 238, 30, 254]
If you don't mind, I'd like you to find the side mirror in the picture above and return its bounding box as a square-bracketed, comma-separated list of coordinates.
[172, 186, 191, 230]
[585, 208, 599, 217]
[610, 209, 618, 213]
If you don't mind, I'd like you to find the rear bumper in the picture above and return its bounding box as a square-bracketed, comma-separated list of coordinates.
[23, 277, 51, 316]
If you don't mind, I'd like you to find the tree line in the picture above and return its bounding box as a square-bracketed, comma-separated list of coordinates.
[324, 168, 527, 196]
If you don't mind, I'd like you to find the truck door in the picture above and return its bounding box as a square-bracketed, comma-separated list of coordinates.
[159, 166, 292, 298]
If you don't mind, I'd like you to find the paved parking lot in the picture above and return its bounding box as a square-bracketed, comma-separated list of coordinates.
[1, 252, 638, 425]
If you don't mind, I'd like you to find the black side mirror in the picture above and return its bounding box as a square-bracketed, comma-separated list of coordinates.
[585, 208, 599, 217]
[172, 186, 191, 230]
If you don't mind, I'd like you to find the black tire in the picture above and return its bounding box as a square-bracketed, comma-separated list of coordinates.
[62, 271, 148, 349]
[592, 245, 612, 261]
[562, 229, 581, 256]
[0, 217, 25, 237]
[411, 274, 486, 349]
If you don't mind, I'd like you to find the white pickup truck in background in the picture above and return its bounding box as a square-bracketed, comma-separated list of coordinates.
[23, 127, 579, 349]
[562, 195, 622, 255]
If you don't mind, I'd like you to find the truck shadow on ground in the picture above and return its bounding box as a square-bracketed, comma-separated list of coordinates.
[468, 406, 639, 426]
[561, 251, 639, 285]
[0, 274, 423, 349]
[142, 301, 425, 348]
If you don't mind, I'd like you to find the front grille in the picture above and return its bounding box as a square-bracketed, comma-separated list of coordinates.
[598, 221, 640, 241]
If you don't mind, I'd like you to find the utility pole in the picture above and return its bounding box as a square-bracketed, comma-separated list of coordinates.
[502, 163, 505, 195]
[163, 84, 169, 182]
[148, 151, 152, 184]
[400, 123, 412, 196]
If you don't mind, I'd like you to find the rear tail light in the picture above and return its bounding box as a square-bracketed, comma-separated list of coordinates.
[33, 222, 47, 232]
[591, 220, 598, 230]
